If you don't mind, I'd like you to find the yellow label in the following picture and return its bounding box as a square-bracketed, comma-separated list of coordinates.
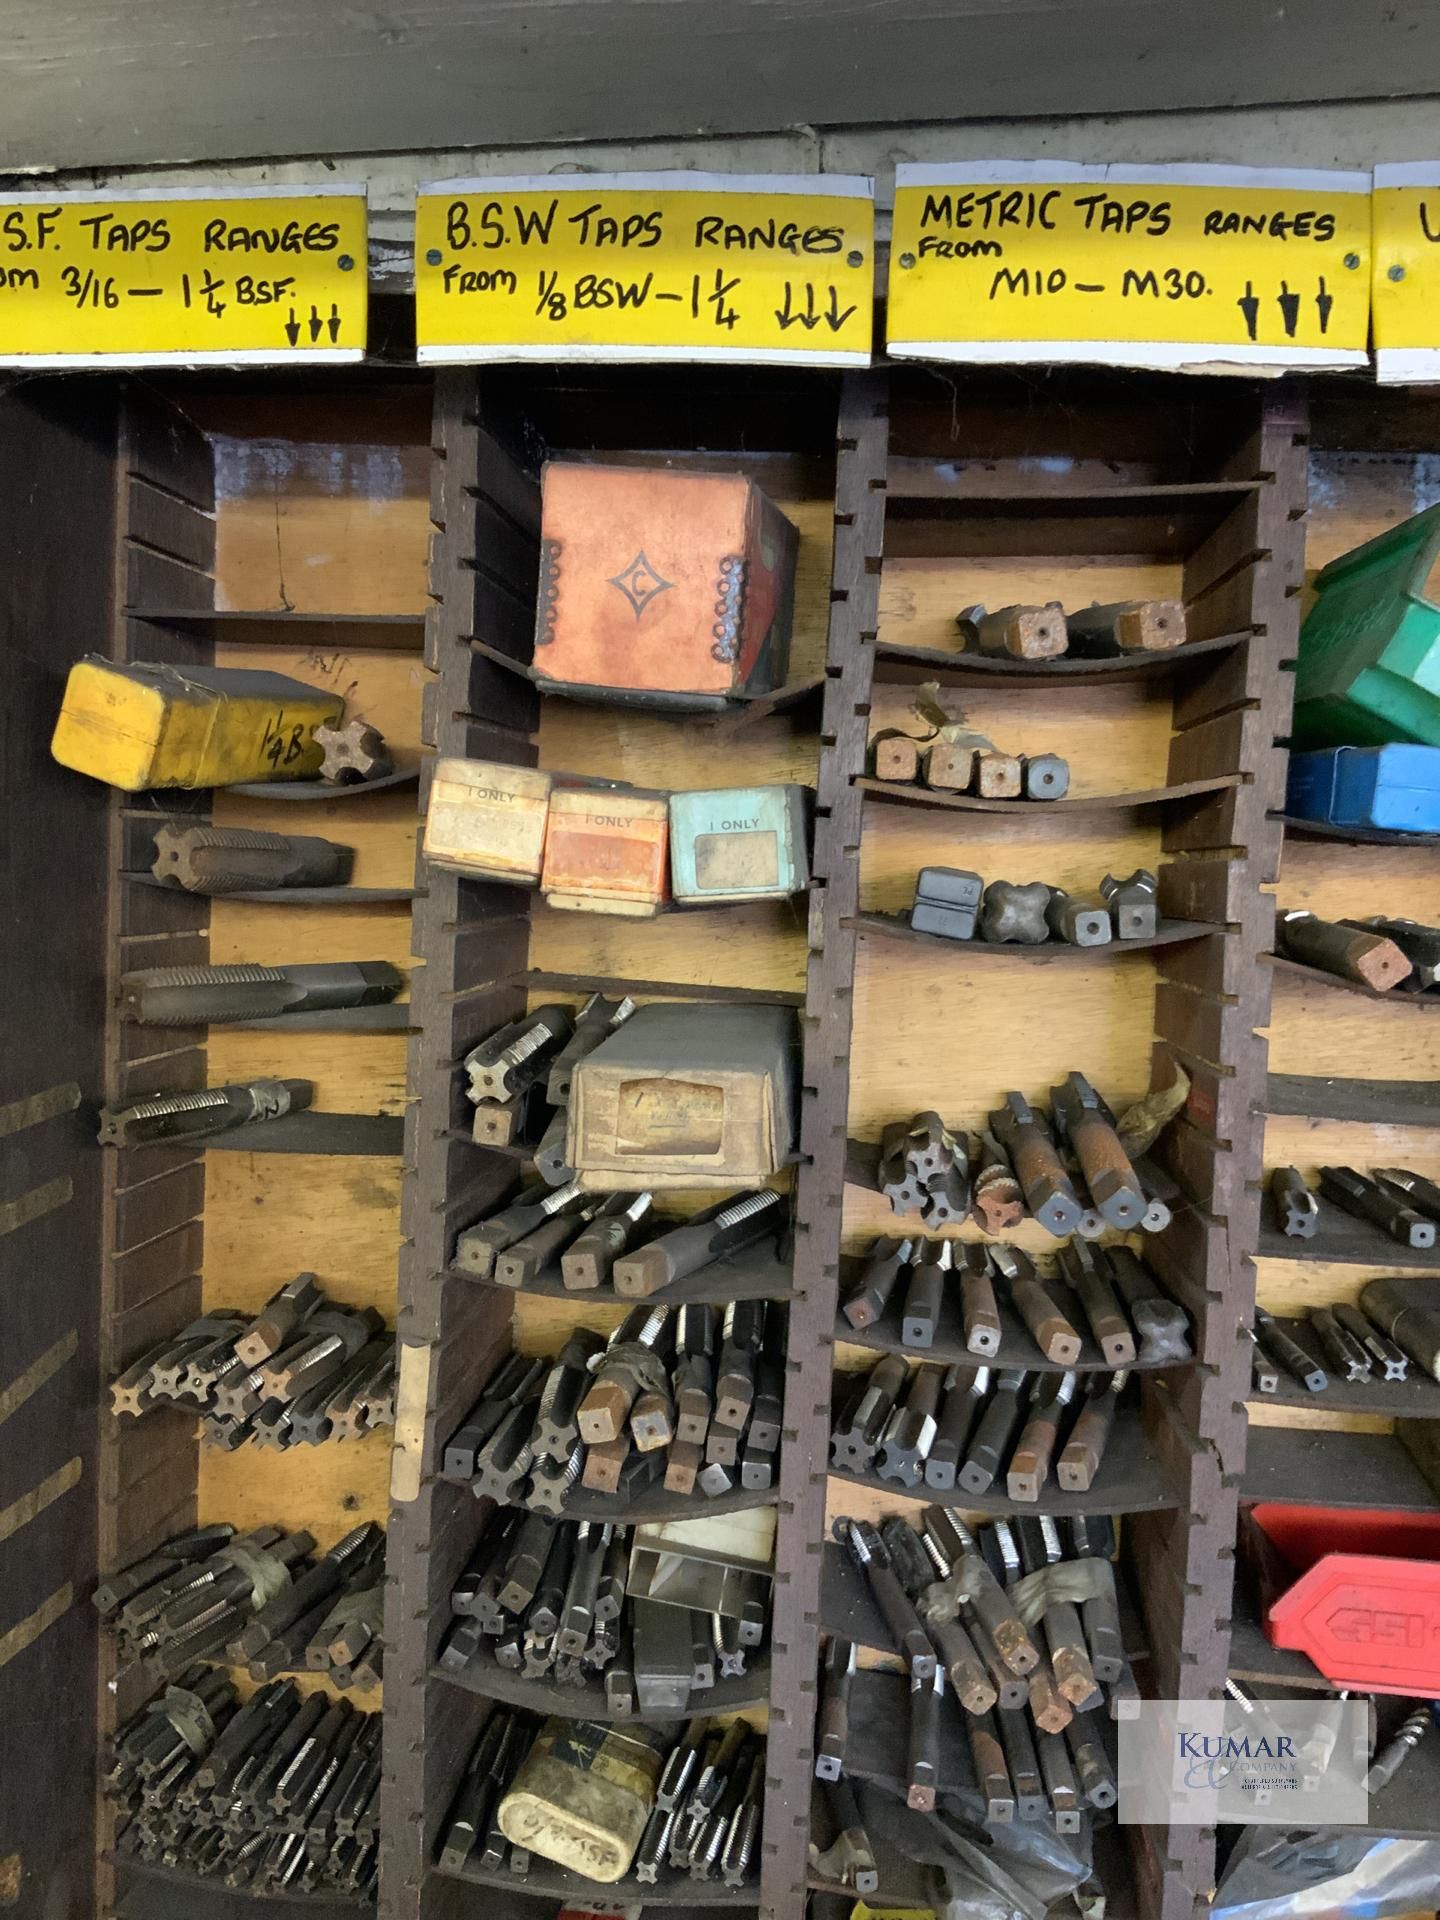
[1373, 164, 1440, 379]
[0, 188, 367, 366]
[852, 1905, 935, 1920]
[415, 171, 874, 365]
[888, 163, 1371, 369]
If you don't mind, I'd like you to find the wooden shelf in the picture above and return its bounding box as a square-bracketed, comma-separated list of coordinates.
[450, 1242, 794, 1308]
[109, 1854, 368, 1912]
[857, 773, 1241, 817]
[886, 467, 1260, 508]
[1258, 1214, 1440, 1270]
[129, 608, 425, 627]
[846, 911, 1217, 960]
[433, 1650, 769, 1721]
[1251, 1315, 1440, 1416]
[1242, 1427, 1440, 1512]
[830, 1410, 1176, 1517]
[124, 874, 416, 907]
[503, 967, 805, 1010]
[435, 1853, 757, 1910]
[1265, 1074, 1440, 1127]
[468, 636, 824, 736]
[223, 762, 421, 802]
[871, 630, 1249, 690]
[835, 1273, 1189, 1375]
[130, 1004, 414, 1034]
[204, 1112, 404, 1156]
[127, 608, 425, 653]
[1275, 813, 1440, 848]
[1268, 953, 1440, 1009]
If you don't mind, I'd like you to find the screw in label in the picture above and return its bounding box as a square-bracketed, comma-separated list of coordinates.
[426, 248, 443, 266]
[1389, 264, 1407, 282]
[898, 251, 916, 270]
[337, 254, 354, 271]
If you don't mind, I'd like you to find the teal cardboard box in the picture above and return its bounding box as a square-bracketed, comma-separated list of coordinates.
[668, 785, 810, 905]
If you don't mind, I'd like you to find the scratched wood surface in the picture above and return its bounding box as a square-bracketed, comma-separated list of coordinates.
[204, 390, 431, 618]
[180, 388, 428, 1692]
[1256, 433, 1440, 1442]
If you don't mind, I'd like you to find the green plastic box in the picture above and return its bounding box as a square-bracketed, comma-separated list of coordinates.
[1293, 502, 1440, 748]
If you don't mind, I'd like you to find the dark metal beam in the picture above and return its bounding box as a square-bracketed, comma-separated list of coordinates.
[3, 0, 1438, 177]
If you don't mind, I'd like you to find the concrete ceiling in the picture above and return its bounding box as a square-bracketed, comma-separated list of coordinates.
[4, 0, 1439, 177]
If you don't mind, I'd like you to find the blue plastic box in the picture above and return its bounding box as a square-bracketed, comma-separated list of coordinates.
[668, 785, 810, 904]
[1286, 745, 1440, 833]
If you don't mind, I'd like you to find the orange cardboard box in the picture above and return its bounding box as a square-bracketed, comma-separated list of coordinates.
[541, 786, 670, 918]
[533, 461, 799, 709]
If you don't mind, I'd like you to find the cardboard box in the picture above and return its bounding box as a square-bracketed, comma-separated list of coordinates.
[51, 657, 343, 791]
[668, 785, 810, 904]
[533, 461, 799, 709]
[567, 1003, 796, 1190]
[541, 786, 670, 918]
[423, 756, 552, 883]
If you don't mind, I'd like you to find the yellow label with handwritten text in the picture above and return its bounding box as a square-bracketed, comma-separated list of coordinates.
[888, 164, 1370, 367]
[0, 189, 367, 366]
[415, 172, 874, 365]
[1373, 171, 1440, 353]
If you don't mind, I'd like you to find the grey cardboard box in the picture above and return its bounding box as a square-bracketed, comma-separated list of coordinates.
[567, 1002, 797, 1190]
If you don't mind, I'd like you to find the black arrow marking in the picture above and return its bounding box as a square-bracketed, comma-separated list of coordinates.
[1315, 275, 1333, 335]
[284, 307, 300, 347]
[774, 281, 819, 331]
[1277, 280, 1300, 339]
[308, 304, 323, 343]
[327, 303, 341, 343]
[824, 286, 858, 333]
[1237, 280, 1259, 341]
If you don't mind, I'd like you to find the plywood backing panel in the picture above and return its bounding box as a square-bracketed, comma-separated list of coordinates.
[1274, 836, 1440, 924]
[204, 425, 430, 616]
[204, 1031, 408, 1117]
[210, 789, 421, 889]
[858, 803, 1165, 912]
[199, 1426, 393, 1544]
[1264, 973, 1440, 1080]
[1306, 449, 1440, 575]
[536, 705, 819, 791]
[878, 556, 1181, 653]
[867, 678, 1176, 797]
[527, 898, 808, 997]
[202, 1154, 402, 1316]
[847, 936, 1157, 1141]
